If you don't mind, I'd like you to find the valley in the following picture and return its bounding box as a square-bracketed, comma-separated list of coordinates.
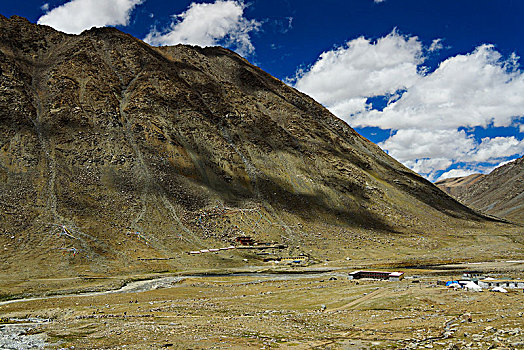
[1, 261, 524, 349]
[0, 14, 523, 349]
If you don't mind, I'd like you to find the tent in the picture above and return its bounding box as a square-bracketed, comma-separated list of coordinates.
[464, 281, 482, 292]
[446, 281, 461, 288]
[491, 287, 508, 293]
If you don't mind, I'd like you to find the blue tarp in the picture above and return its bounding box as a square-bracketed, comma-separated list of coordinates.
[446, 281, 459, 286]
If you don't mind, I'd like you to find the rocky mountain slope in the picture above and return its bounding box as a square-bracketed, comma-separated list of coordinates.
[0, 16, 518, 280]
[434, 173, 485, 198]
[436, 156, 524, 223]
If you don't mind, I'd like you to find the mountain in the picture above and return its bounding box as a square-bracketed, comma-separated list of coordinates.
[0, 16, 517, 280]
[433, 173, 485, 198]
[435, 156, 524, 223]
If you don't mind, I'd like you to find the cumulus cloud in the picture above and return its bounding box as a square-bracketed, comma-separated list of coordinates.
[37, 0, 143, 34]
[294, 31, 423, 117]
[355, 45, 524, 131]
[380, 129, 475, 164]
[381, 130, 524, 179]
[437, 168, 479, 181]
[144, 0, 260, 56]
[470, 136, 524, 163]
[293, 33, 524, 180]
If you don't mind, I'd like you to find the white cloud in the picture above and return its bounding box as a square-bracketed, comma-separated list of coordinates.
[144, 0, 260, 56]
[37, 0, 143, 34]
[380, 129, 475, 164]
[469, 136, 524, 163]
[293, 33, 524, 180]
[41, 3, 49, 12]
[428, 38, 443, 52]
[354, 45, 524, 130]
[294, 30, 423, 117]
[381, 130, 524, 180]
[437, 168, 478, 181]
[374, 0, 386, 3]
[406, 158, 453, 176]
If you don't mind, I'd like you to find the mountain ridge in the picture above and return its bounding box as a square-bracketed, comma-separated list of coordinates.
[434, 173, 485, 198]
[435, 156, 524, 223]
[0, 15, 518, 280]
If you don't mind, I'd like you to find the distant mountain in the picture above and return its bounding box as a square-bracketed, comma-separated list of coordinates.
[435, 156, 524, 223]
[0, 15, 507, 279]
[434, 174, 485, 198]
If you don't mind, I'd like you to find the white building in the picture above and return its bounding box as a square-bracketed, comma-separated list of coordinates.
[478, 279, 524, 289]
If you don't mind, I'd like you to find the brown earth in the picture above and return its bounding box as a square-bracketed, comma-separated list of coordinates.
[0, 15, 521, 288]
[434, 174, 485, 198]
[435, 156, 524, 223]
[0, 262, 523, 349]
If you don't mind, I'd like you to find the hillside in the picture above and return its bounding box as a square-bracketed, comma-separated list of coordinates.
[0, 15, 520, 282]
[434, 173, 485, 198]
[436, 157, 524, 223]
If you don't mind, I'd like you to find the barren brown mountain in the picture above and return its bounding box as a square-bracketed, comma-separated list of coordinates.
[0, 16, 521, 282]
[433, 173, 485, 198]
[436, 156, 524, 223]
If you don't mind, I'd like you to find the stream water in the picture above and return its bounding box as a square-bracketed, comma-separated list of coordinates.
[0, 271, 343, 307]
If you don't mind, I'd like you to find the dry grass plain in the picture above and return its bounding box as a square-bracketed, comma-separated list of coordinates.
[1, 261, 523, 349]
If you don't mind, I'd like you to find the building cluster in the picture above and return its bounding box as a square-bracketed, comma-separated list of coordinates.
[439, 272, 524, 292]
[346, 270, 523, 293]
[263, 256, 309, 264]
[188, 236, 286, 255]
[477, 279, 524, 289]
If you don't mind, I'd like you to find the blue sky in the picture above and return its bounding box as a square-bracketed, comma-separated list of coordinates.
[1, 0, 523, 181]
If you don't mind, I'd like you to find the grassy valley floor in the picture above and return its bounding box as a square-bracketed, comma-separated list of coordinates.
[1, 261, 523, 349]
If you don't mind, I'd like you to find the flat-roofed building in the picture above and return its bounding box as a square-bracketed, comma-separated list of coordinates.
[281, 256, 308, 264]
[348, 270, 404, 281]
[478, 279, 524, 289]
